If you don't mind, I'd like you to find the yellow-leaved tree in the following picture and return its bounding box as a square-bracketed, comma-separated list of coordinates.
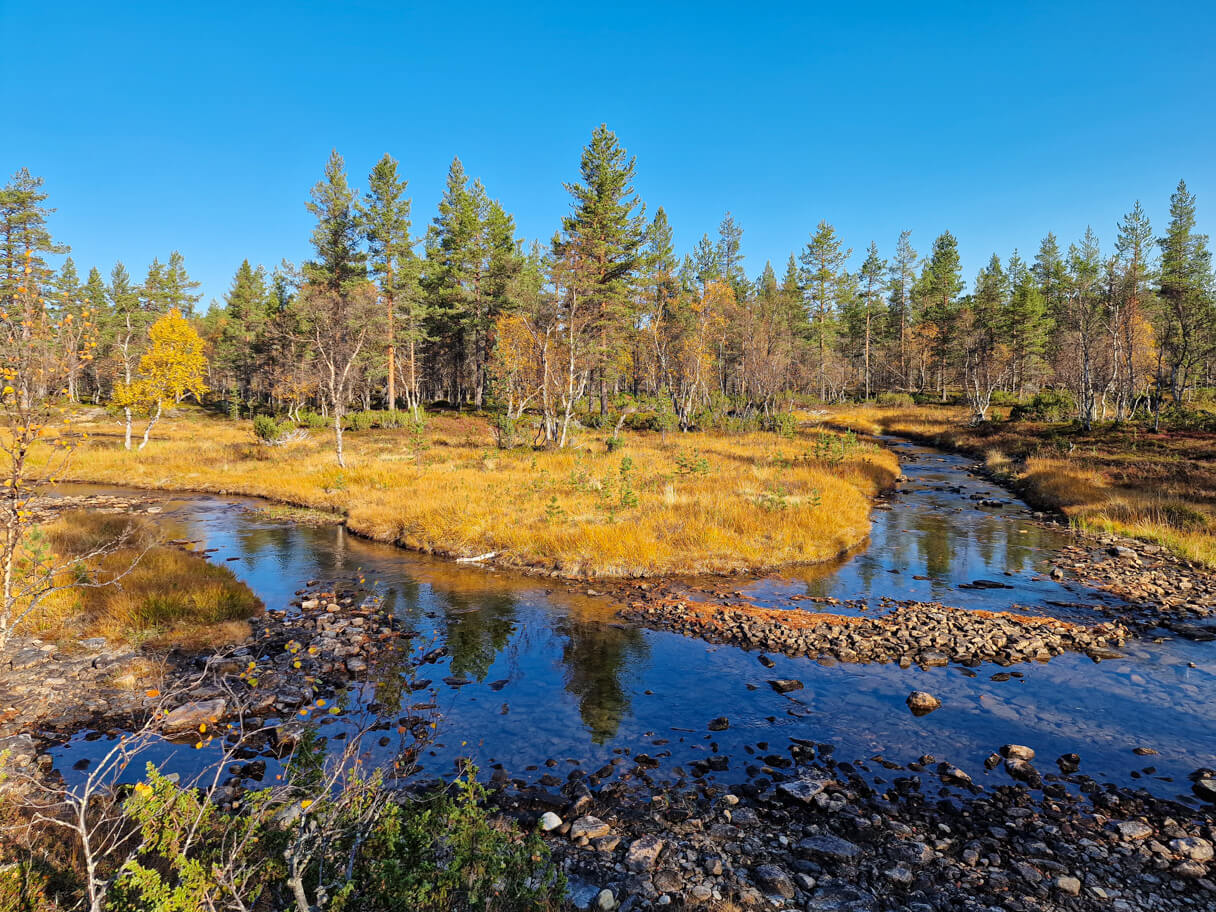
[112, 308, 207, 450]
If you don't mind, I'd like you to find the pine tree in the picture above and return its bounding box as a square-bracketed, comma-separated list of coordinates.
[217, 259, 271, 405]
[854, 242, 886, 399]
[557, 124, 647, 414]
[0, 168, 67, 306]
[886, 229, 917, 387]
[1156, 179, 1215, 410]
[424, 158, 481, 405]
[1065, 227, 1106, 428]
[358, 154, 414, 408]
[1003, 251, 1049, 395]
[716, 211, 747, 300]
[1113, 201, 1155, 417]
[917, 231, 964, 400]
[798, 221, 851, 400]
[304, 150, 367, 292]
[163, 251, 202, 315]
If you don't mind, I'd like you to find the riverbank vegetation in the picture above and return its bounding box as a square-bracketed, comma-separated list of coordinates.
[48, 409, 898, 577]
[31, 511, 262, 648]
[825, 402, 1216, 567]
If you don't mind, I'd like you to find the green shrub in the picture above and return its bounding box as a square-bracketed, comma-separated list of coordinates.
[1009, 390, 1076, 422]
[988, 390, 1022, 407]
[763, 411, 798, 438]
[491, 413, 521, 449]
[605, 434, 623, 453]
[875, 391, 915, 408]
[252, 415, 280, 443]
[344, 410, 376, 431]
[298, 410, 329, 429]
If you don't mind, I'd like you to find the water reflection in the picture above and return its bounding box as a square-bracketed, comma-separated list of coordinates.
[47, 449, 1216, 803]
[558, 618, 648, 743]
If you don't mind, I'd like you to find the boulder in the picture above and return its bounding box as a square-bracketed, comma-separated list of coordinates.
[625, 834, 664, 871]
[162, 698, 227, 733]
[906, 691, 941, 715]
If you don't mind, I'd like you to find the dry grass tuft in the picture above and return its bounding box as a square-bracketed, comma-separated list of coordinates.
[32, 510, 263, 647]
[37, 409, 900, 578]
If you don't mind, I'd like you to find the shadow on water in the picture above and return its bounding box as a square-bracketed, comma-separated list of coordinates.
[47, 444, 1216, 805]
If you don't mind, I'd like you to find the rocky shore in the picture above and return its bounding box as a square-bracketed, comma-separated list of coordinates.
[496, 737, 1216, 911]
[618, 598, 1129, 669]
[0, 579, 418, 785]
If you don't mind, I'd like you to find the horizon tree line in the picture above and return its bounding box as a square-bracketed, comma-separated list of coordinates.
[3, 126, 1213, 450]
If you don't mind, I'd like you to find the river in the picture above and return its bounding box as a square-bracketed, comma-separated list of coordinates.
[50, 438, 1216, 806]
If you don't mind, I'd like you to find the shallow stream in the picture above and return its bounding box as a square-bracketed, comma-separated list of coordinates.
[50, 439, 1216, 804]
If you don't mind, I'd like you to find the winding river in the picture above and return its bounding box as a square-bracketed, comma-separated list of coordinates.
[51, 439, 1216, 805]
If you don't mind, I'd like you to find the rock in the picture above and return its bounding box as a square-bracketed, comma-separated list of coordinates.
[777, 777, 830, 803]
[805, 883, 877, 911]
[1171, 837, 1214, 863]
[596, 889, 617, 911]
[539, 812, 562, 832]
[652, 869, 683, 893]
[345, 656, 367, 673]
[625, 834, 664, 871]
[1000, 743, 1035, 761]
[918, 650, 949, 667]
[0, 734, 37, 768]
[1117, 820, 1154, 841]
[569, 884, 601, 910]
[591, 834, 619, 852]
[1192, 777, 1216, 803]
[708, 716, 729, 731]
[1055, 875, 1082, 895]
[768, 678, 803, 694]
[1057, 753, 1081, 773]
[752, 864, 795, 899]
[569, 816, 611, 840]
[796, 834, 861, 861]
[906, 691, 941, 715]
[1174, 860, 1208, 879]
[1005, 758, 1042, 788]
[162, 698, 227, 733]
[885, 865, 913, 884]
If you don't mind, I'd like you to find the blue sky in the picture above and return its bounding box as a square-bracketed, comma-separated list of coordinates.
[4, 1, 1214, 305]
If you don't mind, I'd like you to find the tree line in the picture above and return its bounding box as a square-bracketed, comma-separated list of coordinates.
[3, 124, 1213, 456]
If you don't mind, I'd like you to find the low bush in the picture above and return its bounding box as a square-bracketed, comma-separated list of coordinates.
[875, 391, 914, 408]
[1009, 390, 1076, 422]
[252, 415, 280, 443]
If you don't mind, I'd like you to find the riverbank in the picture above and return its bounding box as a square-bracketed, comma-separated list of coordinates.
[38, 408, 900, 578]
[503, 736, 1216, 911]
[821, 404, 1216, 570]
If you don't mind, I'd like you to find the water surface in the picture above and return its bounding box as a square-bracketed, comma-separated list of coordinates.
[50, 441, 1216, 803]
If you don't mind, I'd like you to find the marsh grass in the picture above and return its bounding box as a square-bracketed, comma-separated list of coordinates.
[32, 510, 263, 647]
[39, 409, 900, 578]
[822, 403, 1216, 568]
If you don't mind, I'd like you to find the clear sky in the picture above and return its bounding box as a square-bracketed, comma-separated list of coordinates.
[4, 0, 1214, 305]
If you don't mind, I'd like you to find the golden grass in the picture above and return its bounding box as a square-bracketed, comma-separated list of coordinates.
[814, 403, 1216, 568]
[36, 409, 900, 578]
[32, 511, 263, 647]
